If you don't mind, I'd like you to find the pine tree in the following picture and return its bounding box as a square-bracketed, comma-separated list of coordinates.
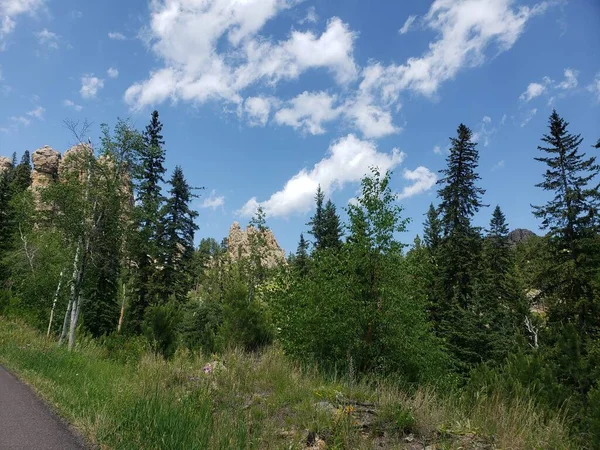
[479, 205, 524, 362]
[321, 199, 343, 249]
[0, 168, 14, 282]
[436, 123, 487, 369]
[295, 233, 310, 275]
[161, 166, 199, 302]
[11, 151, 32, 194]
[437, 123, 486, 304]
[307, 185, 325, 249]
[532, 110, 600, 333]
[422, 203, 443, 328]
[423, 203, 442, 251]
[129, 110, 168, 330]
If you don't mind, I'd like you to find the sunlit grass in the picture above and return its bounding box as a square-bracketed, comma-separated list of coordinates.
[0, 317, 573, 449]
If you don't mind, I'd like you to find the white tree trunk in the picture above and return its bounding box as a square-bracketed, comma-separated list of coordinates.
[47, 270, 64, 337]
[117, 282, 126, 333]
[59, 245, 80, 345]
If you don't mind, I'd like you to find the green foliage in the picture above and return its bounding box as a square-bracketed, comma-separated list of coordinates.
[143, 301, 181, 359]
[272, 168, 447, 382]
[294, 233, 309, 275]
[160, 166, 199, 302]
[219, 276, 273, 352]
[181, 297, 223, 354]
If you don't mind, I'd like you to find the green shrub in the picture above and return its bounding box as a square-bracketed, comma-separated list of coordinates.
[181, 298, 223, 354]
[142, 301, 181, 360]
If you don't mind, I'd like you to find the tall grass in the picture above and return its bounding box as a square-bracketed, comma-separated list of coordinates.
[0, 317, 574, 449]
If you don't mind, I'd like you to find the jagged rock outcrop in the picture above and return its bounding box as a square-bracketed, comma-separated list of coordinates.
[227, 222, 286, 268]
[31, 146, 61, 205]
[0, 156, 12, 175]
[508, 228, 537, 246]
[59, 143, 94, 179]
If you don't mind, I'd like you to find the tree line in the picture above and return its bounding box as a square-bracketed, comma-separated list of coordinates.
[1, 109, 599, 445]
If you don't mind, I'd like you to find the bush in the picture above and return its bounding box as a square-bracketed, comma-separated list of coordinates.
[181, 298, 223, 354]
[218, 279, 273, 352]
[142, 301, 181, 360]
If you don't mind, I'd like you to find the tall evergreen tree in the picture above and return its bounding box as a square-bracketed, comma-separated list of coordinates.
[307, 185, 325, 249]
[479, 205, 524, 362]
[11, 151, 32, 194]
[532, 110, 600, 333]
[295, 233, 309, 275]
[437, 123, 486, 303]
[0, 166, 14, 282]
[436, 124, 487, 368]
[321, 199, 343, 249]
[129, 110, 168, 330]
[160, 166, 199, 302]
[423, 203, 442, 251]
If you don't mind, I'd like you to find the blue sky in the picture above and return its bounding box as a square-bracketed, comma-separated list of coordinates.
[1, 0, 599, 254]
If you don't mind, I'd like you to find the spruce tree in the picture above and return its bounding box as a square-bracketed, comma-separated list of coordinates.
[321, 199, 343, 249]
[479, 206, 523, 362]
[436, 123, 487, 369]
[423, 203, 442, 250]
[130, 110, 167, 330]
[11, 151, 32, 194]
[307, 185, 325, 249]
[0, 168, 14, 282]
[295, 233, 310, 275]
[161, 166, 199, 302]
[532, 110, 600, 333]
[437, 123, 486, 303]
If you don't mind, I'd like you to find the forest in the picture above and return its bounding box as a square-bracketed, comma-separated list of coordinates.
[1, 109, 599, 449]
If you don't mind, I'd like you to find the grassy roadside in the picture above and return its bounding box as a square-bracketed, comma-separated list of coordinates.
[0, 317, 572, 449]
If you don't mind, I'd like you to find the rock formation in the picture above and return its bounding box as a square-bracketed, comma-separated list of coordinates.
[0, 156, 12, 175]
[508, 228, 537, 246]
[59, 143, 94, 179]
[227, 222, 286, 268]
[30, 146, 61, 207]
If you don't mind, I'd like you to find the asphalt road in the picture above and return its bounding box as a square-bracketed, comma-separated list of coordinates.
[0, 366, 86, 450]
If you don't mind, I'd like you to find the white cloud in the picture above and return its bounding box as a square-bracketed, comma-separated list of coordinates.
[397, 166, 437, 200]
[201, 190, 225, 209]
[588, 73, 600, 103]
[556, 68, 578, 90]
[0, 0, 46, 49]
[107, 67, 119, 78]
[35, 28, 58, 49]
[492, 160, 505, 171]
[433, 145, 442, 155]
[125, 0, 357, 110]
[472, 115, 496, 147]
[274, 91, 341, 135]
[271, 89, 399, 138]
[26, 105, 44, 119]
[69, 10, 82, 20]
[108, 31, 126, 40]
[519, 82, 546, 102]
[399, 15, 417, 34]
[299, 6, 317, 24]
[80, 74, 104, 99]
[520, 108, 537, 127]
[63, 99, 82, 111]
[243, 96, 276, 127]
[360, 0, 548, 102]
[239, 134, 405, 218]
[10, 115, 30, 126]
[343, 94, 399, 138]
